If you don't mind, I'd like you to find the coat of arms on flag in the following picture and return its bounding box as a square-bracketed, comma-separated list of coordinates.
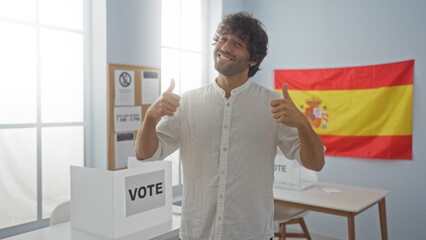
[300, 97, 328, 129]
[275, 60, 414, 160]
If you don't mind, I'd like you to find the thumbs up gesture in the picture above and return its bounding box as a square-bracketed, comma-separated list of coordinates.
[270, 83, 308, 128]
[146, 79, 181, 120]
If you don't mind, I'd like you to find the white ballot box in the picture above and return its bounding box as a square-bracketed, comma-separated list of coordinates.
[70, 161, 172, 239]
[273, 151, 317, 190]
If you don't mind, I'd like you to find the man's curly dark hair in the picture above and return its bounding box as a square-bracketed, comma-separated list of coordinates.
[213, 11, 268, 78]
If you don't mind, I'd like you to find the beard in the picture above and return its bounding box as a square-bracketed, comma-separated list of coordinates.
[214, 50, 249, 77]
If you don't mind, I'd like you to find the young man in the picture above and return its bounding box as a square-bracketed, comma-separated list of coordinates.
[136, 12, 324, 240]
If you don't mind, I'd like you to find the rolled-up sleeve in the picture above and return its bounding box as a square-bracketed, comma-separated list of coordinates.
[276, 123, 303, 166]
[144, 107, 181, 162]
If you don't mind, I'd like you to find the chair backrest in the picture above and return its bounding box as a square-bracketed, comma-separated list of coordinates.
[50, 201, 70, 225]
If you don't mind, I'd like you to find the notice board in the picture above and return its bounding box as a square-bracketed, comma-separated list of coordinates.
[107, 63, 161, 170]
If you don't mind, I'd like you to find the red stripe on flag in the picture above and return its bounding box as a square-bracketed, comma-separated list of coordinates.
[320, 135, 412, 160]
[275, 59, 414, 91]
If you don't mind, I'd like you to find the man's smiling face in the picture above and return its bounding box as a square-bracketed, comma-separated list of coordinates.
[213, 32, 254, 77]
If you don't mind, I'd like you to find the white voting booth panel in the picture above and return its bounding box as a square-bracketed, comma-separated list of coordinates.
[70, 161, 172, 239]
[274, 151, 317, 190]
[128, 156, 151, 168]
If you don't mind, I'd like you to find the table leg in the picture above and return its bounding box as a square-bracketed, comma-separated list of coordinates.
[347, 215, 355, 240]
[378, 198, 388, 240]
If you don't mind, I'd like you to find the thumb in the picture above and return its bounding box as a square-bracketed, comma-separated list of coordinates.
[166, 78, 175, 93]
[282, 83, 291, 100]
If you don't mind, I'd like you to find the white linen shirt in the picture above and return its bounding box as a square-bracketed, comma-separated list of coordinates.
[146, 79, 302, 240]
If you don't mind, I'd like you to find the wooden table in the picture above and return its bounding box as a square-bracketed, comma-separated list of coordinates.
[274, 182, 390, 240]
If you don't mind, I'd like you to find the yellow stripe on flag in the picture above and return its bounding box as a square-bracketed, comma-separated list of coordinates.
[285, 85, 412, 136]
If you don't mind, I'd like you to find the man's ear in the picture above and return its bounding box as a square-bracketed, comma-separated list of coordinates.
[249, 55, 258, 67]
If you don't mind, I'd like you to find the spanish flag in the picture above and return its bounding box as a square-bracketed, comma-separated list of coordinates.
[275, 60, 414, 160]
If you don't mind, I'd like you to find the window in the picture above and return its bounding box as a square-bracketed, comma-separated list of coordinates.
[161, 0, 205, 196]
[0, 0, 88, 237]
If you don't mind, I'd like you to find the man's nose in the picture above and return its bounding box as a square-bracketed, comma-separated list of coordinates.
[221, 41, 232, 52]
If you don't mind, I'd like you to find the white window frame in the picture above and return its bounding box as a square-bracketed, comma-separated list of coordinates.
[0, 0, 91, 238]
[161, 0, 208, 204]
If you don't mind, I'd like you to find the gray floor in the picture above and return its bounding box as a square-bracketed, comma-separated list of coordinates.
[273, 226, 343, 240]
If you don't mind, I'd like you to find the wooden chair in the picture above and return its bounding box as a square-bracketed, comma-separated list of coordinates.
[274, 204, 311, 240]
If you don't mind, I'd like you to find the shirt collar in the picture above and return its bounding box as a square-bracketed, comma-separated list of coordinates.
[213, 78, 252, 98]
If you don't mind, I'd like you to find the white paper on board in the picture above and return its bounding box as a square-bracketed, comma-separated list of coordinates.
[114, 106, 142, 132]
[115, 70, 135, 106]
[115, 133, 135, 169]
[142, 70, 160, 104]
[322, 187, 343, 194]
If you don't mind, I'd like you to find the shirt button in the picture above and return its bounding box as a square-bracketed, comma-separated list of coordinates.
[218, 217, 222, 221]
[221, 170, 225, 175]
[219, 194, 224, 198]
[226, 103, 230, 107]
[224, 125, 228, 129]
[223, 147, 227, 152]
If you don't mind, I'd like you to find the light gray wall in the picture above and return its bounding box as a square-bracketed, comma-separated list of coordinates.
[107, 0, 161, 67]
[90, 0, 107, 169]
[207, 0, 222, 82]
[222, 0, 245, 15]
[224, 0, 426, 239]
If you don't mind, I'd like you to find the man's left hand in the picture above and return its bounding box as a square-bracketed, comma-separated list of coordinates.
[270, 83, 308, 128]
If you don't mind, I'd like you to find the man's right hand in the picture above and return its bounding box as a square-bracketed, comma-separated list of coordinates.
[136, 79, 180, 160]
[146, 79, 181, 120]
